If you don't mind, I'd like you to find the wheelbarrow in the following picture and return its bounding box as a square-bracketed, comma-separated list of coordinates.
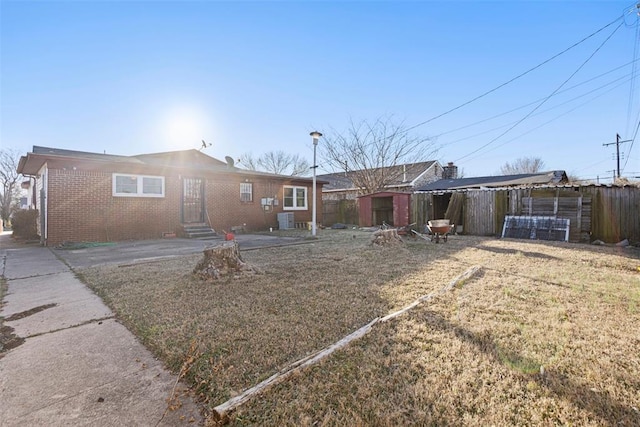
[425, 219, 455, 243]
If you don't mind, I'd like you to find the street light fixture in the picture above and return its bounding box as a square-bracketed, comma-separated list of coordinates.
[310, 131, 322, 237]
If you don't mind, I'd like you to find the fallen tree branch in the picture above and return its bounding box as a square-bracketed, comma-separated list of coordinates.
[212, 317, 380, 422]
[381, 265, 481, 322]
[212, 265, 482, 423]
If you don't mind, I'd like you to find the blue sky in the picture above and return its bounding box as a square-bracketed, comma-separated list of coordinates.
[1, 1, 639, 181]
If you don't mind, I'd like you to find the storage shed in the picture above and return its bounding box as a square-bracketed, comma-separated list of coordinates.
[358, 191, 411, 227]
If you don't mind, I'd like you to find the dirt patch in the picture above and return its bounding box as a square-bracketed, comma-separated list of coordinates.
[0, 325, 24, 356]
[5, 303, 57, 321]
[78, 231, 640, 425]
[0, 300, 54, 357]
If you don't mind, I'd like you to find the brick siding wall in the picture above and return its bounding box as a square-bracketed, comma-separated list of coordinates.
[205, 177, 322, 232]
[45, 169, 323, 245]
[47, 169, 181, 245]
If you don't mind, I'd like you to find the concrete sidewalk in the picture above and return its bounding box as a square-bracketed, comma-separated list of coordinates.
[0, 239, 202, 426]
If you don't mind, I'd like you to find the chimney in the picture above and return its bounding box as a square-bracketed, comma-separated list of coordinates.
[442, 162, 458, 179]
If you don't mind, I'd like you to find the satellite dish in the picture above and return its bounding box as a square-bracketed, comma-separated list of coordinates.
[225, 156, 235, 167]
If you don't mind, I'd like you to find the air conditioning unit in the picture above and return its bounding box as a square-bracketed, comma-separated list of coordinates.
[277, 212, 294, 230]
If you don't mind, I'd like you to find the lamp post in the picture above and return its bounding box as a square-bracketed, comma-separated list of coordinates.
[310, 131, 322, 237]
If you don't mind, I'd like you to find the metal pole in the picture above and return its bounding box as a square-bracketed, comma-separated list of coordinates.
[616, 133, 621, 179]
[603, 133, 630, 180]
[312, 142, 317, 237]
[310, 131, 322, 237]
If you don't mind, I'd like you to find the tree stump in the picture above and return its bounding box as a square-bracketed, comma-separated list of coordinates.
[193, 241, 252, 280]
[370, 228, 404, 246]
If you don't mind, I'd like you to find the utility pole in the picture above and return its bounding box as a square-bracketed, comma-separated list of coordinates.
[603, 133, 631, 179]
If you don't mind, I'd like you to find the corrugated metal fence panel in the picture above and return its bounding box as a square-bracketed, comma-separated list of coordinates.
[464, 190, 496, 235]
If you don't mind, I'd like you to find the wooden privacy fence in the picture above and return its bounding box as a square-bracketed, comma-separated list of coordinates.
[412, 185, 639, 243]
[518, 194, 591, 243]
[582, 186, 640, 243]
[322, 199, 358, 226]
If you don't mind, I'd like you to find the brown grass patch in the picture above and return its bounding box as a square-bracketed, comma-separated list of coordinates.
[79, 231, 640, 425]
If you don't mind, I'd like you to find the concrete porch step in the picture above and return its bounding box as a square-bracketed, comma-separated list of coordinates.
[182, 224, 219, 240]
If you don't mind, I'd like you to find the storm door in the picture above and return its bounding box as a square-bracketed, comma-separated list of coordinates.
[182, 178, 204, 223]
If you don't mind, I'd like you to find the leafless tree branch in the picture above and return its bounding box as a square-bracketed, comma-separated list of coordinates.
[0, 148, 23, 224]
[239, 151, 310, 177]
[319, 116, 437, 194]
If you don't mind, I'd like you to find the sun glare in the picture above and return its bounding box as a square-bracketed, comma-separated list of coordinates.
[162, 106, 210, 151]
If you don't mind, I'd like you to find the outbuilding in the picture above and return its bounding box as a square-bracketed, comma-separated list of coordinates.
[358, 191, 411, 227]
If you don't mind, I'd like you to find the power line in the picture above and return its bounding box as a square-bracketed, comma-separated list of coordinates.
[404, 14, 626, 133]
[436, 71, 637, 146]
[319, 7, 635, 170]
[625, 18, 640, 135]
[622, 119, 640, 171]
[455, 20, 626, 163]
[460, 78, 634, 164]
[622, 6, 640, 172]
[432, 59, 640, 140]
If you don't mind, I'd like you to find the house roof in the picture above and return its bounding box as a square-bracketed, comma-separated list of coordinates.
[416, 170, 568, 192]
[133, 150, 227, 168]
[19, 146, 132, 175]
[318, 161, 438, 191]
[17, 146, 323, 183]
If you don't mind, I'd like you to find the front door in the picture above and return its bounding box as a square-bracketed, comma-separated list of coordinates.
[182, 178, 204, 223]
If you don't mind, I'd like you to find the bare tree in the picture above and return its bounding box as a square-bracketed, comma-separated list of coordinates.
[239, 151, 310, 177]
[0, 148, 22, 225]
[238, 152, 259, 171]
[500, 157, 546, 175]
[286, 154, 310, 177]
[319, 116, 437, 194]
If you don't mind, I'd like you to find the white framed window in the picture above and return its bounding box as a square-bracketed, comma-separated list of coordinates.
[240, 182, 253, 202]
[113, 174, 165, 197]
[283, 186, 307, 210]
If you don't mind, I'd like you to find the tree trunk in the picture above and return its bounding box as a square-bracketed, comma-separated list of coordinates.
[193, 241, 250, 280]
[370, 228, 404, 246]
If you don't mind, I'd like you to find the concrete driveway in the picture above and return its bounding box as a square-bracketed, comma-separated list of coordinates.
[53, 234, 305, 269]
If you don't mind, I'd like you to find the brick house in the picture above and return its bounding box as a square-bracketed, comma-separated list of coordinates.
[17, 146, 324, 246]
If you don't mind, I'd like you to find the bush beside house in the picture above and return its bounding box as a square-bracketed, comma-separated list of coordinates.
[11, 209, 39, 240]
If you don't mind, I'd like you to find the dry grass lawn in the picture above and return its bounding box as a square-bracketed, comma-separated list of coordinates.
[79, 230, 640, 426]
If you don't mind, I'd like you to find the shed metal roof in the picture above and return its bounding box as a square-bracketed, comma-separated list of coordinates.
[416, 171, 568, 192]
